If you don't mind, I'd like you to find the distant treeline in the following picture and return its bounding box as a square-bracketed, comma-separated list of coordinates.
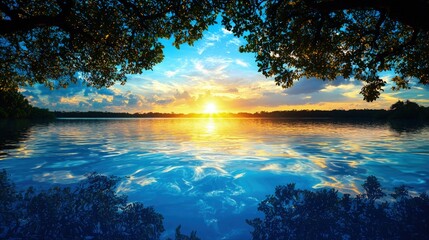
[54, 100, 429, 121]
[0, 89, 54, 119]
[1, 87, 428, 121]
[54, 109, 389, 119]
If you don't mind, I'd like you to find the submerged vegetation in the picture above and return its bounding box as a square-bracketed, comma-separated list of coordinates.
[248, 176, 429, 240]
[1, 170, 428, 239]
[0, 170, 198, 240]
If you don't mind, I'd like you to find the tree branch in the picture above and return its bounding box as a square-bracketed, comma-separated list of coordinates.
[0, 3, 28, 20]
[0, 1, 73, 35]
[371, 11, 387, 50]
[375, 30, 419, 65]
[311, 0, 429, 31]
[117, 0, 171, 23]
[0, 15, 65, 34]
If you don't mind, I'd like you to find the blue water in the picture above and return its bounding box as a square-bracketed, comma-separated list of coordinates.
[1, 118, 428, 239]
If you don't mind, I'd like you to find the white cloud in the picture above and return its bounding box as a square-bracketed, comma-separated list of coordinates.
[222, 28, 233, 35]
[227, 38, 241, 46]
[196, 32, 221, 55]
[165, 70, 179, 77]
[197, 42, 215, 55]
[235, 59, 249, 68]
[205, 32, 221, 42]
[321, 84, 358, 93]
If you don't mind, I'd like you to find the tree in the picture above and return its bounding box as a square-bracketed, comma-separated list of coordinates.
[389, 99, 427, 119]
[1, 0, 220, 89]
[0, 87, 53, 119]
[222, 0, 429, 101]
[362, 175, 385, 200]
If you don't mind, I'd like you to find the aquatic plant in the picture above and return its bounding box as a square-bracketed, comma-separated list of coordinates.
[3, 170, 428, 239]
[0, 170, 197, 239]
[247, 176, 429, 239]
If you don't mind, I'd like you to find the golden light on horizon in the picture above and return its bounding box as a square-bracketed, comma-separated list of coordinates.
[204, 102, 218, 114]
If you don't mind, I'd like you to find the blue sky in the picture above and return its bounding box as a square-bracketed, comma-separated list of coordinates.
[22, 22, 429, 113]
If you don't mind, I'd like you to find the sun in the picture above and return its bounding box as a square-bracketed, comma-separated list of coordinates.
[204, 102, 218, 114]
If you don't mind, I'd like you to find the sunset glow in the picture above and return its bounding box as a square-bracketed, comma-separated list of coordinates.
[204, 102, 218, 114]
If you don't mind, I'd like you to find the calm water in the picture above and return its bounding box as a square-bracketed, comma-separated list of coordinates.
[1, 118, 429, 239]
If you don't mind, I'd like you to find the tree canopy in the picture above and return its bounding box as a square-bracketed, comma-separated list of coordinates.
[222, 0, 429, 101]
[0, 0, 220, 89]
[1, 0, 429, 101]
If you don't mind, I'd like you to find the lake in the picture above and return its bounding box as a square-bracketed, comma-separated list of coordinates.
[1, 118, 428, 239]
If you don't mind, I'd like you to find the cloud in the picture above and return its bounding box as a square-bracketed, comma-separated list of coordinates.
[235, 59, 249, 68]
[221, 28, 233, 35]
[226, 88, 239, 93]
[174, 90, 192, 100]
[227, 38, 241, 46]
[191, 57, 232, 77]
[196, 32, 221, 55]
[284, 77, 358, 95]
[197, 42, 215, 55]
[165, 69, 179, 78]
[205, 32, 221, 42]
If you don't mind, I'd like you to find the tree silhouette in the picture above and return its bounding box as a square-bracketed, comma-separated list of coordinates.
[1, 0, 220, 89]
[389, 100, 428, 119]
[0, 87, 53, 119]
[247, 176, 429, 240]
[222, 0, 429, 101]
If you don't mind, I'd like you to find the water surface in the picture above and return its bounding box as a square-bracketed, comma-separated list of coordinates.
[1, 118, 428, 239]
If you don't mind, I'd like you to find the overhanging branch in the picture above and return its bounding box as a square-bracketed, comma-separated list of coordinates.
[375, 30, 419, 65]
[311, 0, 429, 31]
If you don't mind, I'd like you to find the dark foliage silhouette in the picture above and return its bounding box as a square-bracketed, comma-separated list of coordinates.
[1, 0, 220, 90]
[247, 176, 429, 240]
[54, 100, 429, 122]
[0, 170, 198, 240]
[389, 100, 429, 120]
[0, 88, 53, 119]
[222, 0, 429, 101]
[2, 1, 428, 101]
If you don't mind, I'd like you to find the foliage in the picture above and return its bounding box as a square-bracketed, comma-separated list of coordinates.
[247, 176, 429, 240]
[1, 0, 220, 89]
[222, 0, 429, 101]
[0, 88, 53, 119]
[0, 170, 199, 240]
[389, 100, 429, 120]
[171, 225, 200, 240]
[3, 1, 429, 102]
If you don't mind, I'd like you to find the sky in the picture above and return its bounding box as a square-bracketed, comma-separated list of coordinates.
[23, 22, 429, 114]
